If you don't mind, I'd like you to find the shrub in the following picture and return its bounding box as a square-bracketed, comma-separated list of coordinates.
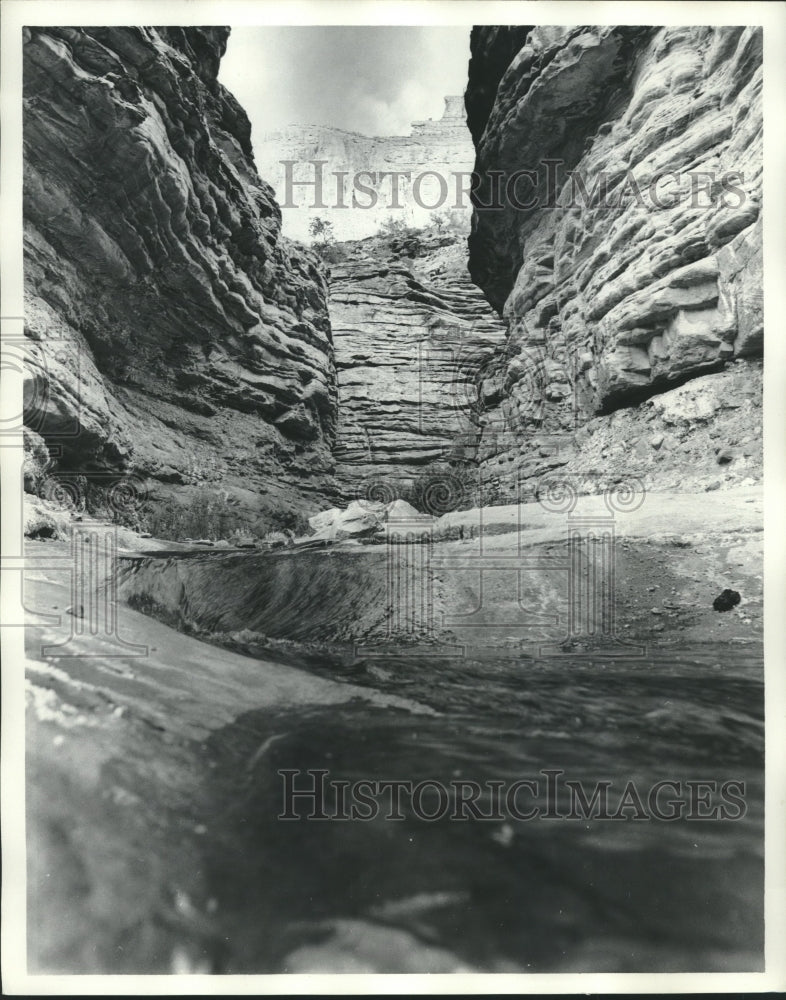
[265, 506, 311, 536]
[139, 489, 245, 541]
[308, 217, 334, 242]
[137, 490, 311, 543]
[308, 216, 349, 264]
[432, 208, 470, 236]
[182, 451, 226, 486]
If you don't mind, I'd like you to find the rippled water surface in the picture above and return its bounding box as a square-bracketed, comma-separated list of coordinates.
[199, 644, 763, 973]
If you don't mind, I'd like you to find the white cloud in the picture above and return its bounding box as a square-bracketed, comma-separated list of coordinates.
[219, 25, 470, 144]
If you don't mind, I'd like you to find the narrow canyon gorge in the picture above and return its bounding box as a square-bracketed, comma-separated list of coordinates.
[16, 21, 766, 979]
[22, 25, 762, 532]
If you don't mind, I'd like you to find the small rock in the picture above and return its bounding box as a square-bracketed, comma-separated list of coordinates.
[234, 534, 257, 548]
[650, 607, 663, 615]
[491, 823, 515, 847]
[66, 604, 84, 618]
[705, 480, 721, 491]
[713, 589, 741, 612]
[649, 433, 664, 449]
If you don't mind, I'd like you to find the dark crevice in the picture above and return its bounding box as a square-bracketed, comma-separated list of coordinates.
[596, 360, 729, 416]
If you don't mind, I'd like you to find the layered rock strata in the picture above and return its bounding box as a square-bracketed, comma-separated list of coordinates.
[465, 26, 763, 496]
[327, 234, 507, 503]
[23, 27, 337, 526]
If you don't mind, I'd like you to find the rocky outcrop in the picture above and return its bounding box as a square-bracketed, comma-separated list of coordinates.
[256, 97, 475, 241]
[307, 498, 434, 541]
[327, 233, 506, 503]
[23, 27, 338, 527]
[465, 26, 762, 494]
[474, 358, 762, 503]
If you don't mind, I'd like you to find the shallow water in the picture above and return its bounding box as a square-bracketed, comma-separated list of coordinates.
[196, 644, 763, 972]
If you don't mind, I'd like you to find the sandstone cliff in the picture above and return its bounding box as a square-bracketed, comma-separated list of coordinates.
[465, 26, 763, 499]
[327, 232, 506, 505]
[23, 27, 337, 531]
[255, 97, 475, 241]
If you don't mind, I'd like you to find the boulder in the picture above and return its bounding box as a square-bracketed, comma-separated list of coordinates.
[308, 499, 387, 540]
[385, 498, 433, 522]
[713, 589, 741, 612]
[307, 498, 436, 542]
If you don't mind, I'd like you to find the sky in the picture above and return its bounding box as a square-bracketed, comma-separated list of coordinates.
[219, 26, 472, 140]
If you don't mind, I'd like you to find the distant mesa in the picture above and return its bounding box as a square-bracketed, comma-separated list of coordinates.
[256, 96, 474, 242]
[411, 94, 467, 130]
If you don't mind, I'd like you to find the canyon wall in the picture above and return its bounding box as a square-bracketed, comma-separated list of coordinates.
[255, 97, 475, 242]
[21, 25, 764, 534]
[465, 26, 763, 499]
[328, 233, 506, 504]
[23, 27, 337, 528]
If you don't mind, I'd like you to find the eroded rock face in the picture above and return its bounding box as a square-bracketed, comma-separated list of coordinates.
[465, 26, 762, 492]
[23, 27, 338, 523]
[256, 97, 475, 242]
[327, 233, 506, 503]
